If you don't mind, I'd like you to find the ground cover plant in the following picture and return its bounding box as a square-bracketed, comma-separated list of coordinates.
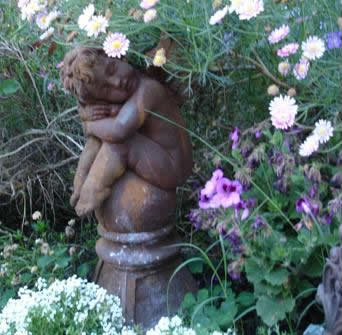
[0, 0, 341, 334]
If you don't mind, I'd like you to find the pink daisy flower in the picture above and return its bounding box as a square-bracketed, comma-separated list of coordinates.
[269, 95, 298, 130]
[293, 58, 310, 80]
[268, 24, 290, 44]
[103, 33, 130, 58]
[140, 0, 159, 9]
[277, 43, 299, 57]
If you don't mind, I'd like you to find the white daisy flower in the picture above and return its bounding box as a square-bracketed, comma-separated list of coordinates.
[299, 135, 319, 157]
[36, 11, 50, 30]
[85, 15, 108, 37]
[269, 95, 298, 130]
[103, 32, 130, 58]
[144, 8, 157, 23]
[39, 26, 54, 40]
[209, 5, 229, 25]
[302, 36, 325, 60]
[229, 0, 243, 14]
[78, 4, 95, 30]
[313, 119, 333, 144]
[237, 0, 264, 21]
[278, 61, 291, 76]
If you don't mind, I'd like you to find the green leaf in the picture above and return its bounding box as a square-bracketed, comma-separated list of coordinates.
[264, 268, 289, 286]
[189, 260, 203, 274]
[0, 288, 15, 308]
[197, 289, 209, 303]
[256, 296, 295, 326]
[181, 292, 196, 310]
[56, 257, 70, 268]
[77, 263, 90, 278]
[271, 131, 283, 147]
[37, 255, 54, 268]
[237, 292, 256, 306]
[245, 259, 264, 284]
[0, 79, 20, 95]
[216, 300, 237, 327]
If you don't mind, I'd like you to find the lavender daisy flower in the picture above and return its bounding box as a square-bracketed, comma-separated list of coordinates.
[326, 32, 342, 49]
[229, 127, 240, 149]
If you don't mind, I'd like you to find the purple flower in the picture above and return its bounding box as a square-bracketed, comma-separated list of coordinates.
[252, 216, 266, 230]
[309, 185, 318, 198]
[188, 210, 203, 230]
[326, 32, 342, 49]
[321, 213, 333, 225]
[229, 127, 240, 149]
[199, 193, 212, 209]
[214, 178, 242, 208]
[255, 130, 262, 138]
[235, 198, 256, 220]
[228, 261, 242, 281]
[47, 82, 55, 91]
[226, 227, 243, 254]
[296, 197, 319, 216]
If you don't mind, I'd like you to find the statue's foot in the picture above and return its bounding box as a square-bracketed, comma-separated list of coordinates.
[70, 191, 80, 208]
[75, 187, 111, 217]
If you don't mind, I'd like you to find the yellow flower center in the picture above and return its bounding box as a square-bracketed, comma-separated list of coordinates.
[298, 64, 306, 74]
[41, 16, 47, 24]
[92, 21, 100, 31]
[112, 40, 122, 50]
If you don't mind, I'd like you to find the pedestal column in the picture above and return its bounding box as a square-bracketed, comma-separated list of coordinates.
[94, 172, 196, 329]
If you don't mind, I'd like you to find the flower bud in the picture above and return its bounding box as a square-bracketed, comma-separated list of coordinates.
[40, 243, 50, 255]
[267, 84, 279, 96]
[287, 87, 296, 97]
[306, 165, 321, 183]
[31, 266, 38, 274]
[212, 0, 222, 9]
[65, 226, 75, 239]
[32, 211, 42, 220]
[338, 17, 342, 30]
[68, 219, 75, 226]
[331, 172, 342, 188]
[264, 24, 271, 32]
[69, 247, 76, 256]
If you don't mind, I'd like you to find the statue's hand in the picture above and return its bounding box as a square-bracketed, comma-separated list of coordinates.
[79, 104, 122, 122]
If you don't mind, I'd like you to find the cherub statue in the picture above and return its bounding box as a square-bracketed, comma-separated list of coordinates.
[60, 47, 192, 216]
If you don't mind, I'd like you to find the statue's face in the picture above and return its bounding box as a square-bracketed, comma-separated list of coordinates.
[61, 48, 138, 105]
[93, 57, 138, 104]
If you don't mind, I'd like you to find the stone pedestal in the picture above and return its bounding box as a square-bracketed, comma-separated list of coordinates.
[94, 172, 197, 329]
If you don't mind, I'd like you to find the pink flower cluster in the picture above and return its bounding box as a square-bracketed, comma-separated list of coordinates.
[199, 169, 243, 210]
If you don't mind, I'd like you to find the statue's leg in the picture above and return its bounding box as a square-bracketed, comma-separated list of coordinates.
[70, 136, 101, 207]
[75, 142, 128, 216]
[127, 133, 181, 190]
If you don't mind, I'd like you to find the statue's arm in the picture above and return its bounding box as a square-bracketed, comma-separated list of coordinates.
[78, 104, 121, 122]
[83, 86, 151, 143]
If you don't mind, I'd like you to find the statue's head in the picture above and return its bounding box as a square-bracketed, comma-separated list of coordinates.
[60, 47, 138, 104]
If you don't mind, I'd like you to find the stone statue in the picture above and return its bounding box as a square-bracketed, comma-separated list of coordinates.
[60, 47, 196, 328]
[316, 224, 342, 335]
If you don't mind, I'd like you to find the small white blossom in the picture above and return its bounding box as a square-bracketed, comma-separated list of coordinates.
[313, 119, 334, 144]
[302, 36, 325, 60]
[85, 15, 108, 37]
[32, 211, 42, 220]
[39, 27, 54, 40]
[299, 135, 319, 157]
[78, 4, 95, 29]
[209, 5, 229, 25]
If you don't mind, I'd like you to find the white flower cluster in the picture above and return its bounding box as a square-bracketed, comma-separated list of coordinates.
[17, 0, 60, 40]
[209, 0, 264, 25]
[146, 316, 236, 335]
[0, 276, 124, 335]
[299, 119, 334, 157]
[78, 4, 108, 38]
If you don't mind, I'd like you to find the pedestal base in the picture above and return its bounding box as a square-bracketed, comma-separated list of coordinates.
[94, 256, 196, 329]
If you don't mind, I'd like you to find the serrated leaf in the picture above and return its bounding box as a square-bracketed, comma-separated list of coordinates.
[216, 300, 237, 327]
[245, 259, 264, 284]
[265, 268, 289, 286]
[0, 79, 20, 95]
[237, 292, 256, 306]
[271, 131, 283, 147]
[181, 292, 196, 310]
[256, 296, 295, 326]
[197, 289, 209, 303]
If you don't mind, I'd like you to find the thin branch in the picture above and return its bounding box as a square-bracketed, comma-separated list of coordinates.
[236, 50, 290, 89]
[0, 137, 48, 159]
